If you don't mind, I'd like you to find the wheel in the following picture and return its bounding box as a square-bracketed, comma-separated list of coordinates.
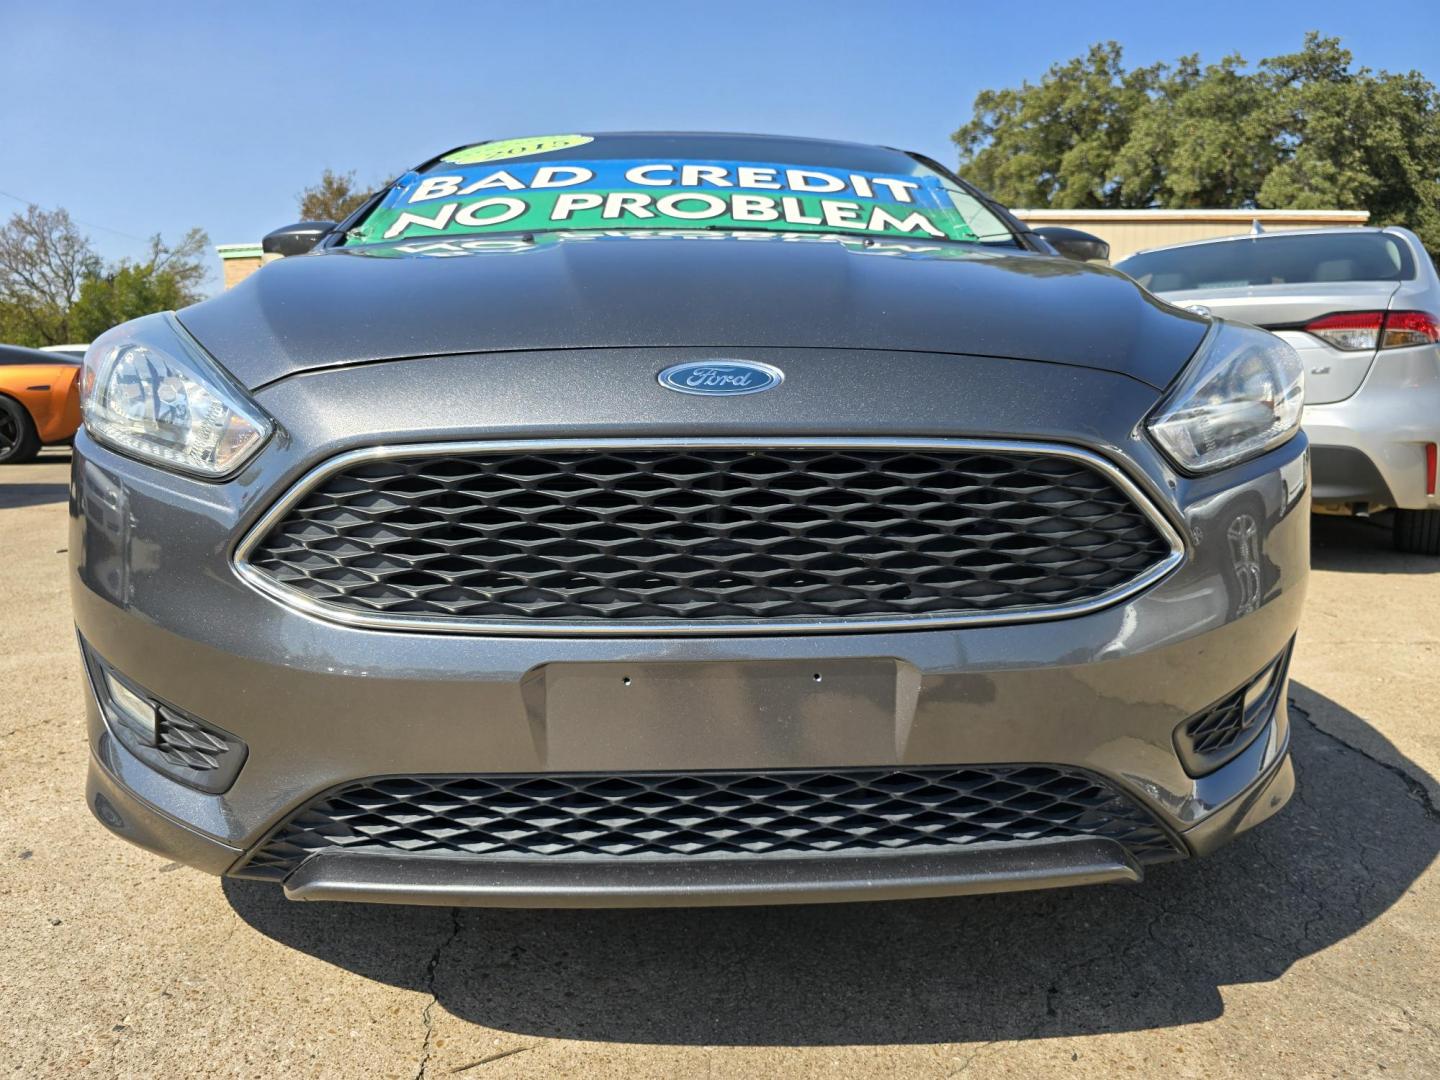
[1393, 508, 1440, 555]
[0, 396, 41, 464]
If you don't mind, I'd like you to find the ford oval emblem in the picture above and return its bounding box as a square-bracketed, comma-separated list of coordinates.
[658, 360, 784, 396]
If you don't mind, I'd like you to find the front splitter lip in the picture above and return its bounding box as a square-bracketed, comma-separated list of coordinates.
[279, 837, 1145, 908]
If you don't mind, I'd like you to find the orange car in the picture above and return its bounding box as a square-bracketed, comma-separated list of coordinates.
[0, 343, 83, 463]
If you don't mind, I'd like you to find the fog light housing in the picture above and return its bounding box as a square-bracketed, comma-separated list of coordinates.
[1174, 642, 1293, 777]
[82, 638, 248, 794]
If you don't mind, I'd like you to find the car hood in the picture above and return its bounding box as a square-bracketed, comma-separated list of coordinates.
[179, 233, 1207, 391]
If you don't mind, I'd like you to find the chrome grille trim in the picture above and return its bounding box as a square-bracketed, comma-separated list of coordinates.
[231, 437, 1187, 636]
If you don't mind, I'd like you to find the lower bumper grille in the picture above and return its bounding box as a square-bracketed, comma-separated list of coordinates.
[233, 763, 1184, 881]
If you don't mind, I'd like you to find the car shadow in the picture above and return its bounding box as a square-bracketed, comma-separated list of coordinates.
[1311, 511, 1439, 574]
[223, 682, 1438, 1045]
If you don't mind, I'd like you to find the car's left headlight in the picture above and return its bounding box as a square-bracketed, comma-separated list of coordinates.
[81, 312, 272, 478]
[1147, 320, 1304, 474]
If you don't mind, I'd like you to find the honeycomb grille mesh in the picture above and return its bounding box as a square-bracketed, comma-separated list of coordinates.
[155, 707, 233, 772]
[242, 445, 1174, 629]
[1184, 695, 1251, 757]
[235, 764, 1183, 880]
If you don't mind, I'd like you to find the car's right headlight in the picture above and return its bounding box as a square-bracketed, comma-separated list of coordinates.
[81, 312, 272, 478]
[1147, 320, 1304, 474]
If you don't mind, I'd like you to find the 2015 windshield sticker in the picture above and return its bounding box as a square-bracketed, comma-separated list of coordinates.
[348, 159, 979, 244]
[441, 134, 595, 165]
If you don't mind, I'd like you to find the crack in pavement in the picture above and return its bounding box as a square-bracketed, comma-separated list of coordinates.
[949, 948, 1118, 1074]
[1292, 702, 1440, 823]
[416, 908, 464, 1080]
[948, 1039, 1002, 1077]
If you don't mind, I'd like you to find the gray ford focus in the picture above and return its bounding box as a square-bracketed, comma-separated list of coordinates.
[71, 132, 1308, 907]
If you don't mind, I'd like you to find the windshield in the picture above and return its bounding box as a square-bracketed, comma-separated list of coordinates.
[343, 133, 1017, 248]
[1117, 232, 1416, 292]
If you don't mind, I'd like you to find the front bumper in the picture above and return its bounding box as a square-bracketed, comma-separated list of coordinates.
[71, 347, 1310, 905]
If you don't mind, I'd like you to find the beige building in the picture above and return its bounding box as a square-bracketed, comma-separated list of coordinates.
[216, 244, 264, 288]
[215, 208, 1370, 287]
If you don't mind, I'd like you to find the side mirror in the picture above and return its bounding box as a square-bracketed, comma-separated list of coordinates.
[261, 221, 337, 257]
[1033, 226, 1110, 263]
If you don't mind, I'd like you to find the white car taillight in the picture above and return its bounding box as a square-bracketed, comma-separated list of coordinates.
[1304, 310, 1440, 351]
[1381, 311, 1440, 349]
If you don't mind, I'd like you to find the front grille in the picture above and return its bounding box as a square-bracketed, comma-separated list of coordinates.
[233, 764, 1184, 881]
[239, 440, 1179, 633]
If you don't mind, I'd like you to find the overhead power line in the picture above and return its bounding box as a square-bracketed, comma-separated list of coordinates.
[0, 187, 153, 244]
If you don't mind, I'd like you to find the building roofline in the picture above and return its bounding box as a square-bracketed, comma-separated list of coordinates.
[1012, 208, 1370, 224]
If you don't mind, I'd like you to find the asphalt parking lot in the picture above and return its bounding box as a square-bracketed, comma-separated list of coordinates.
[2, 449, 1437, 1079]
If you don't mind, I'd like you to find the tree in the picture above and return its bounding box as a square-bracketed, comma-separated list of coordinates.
[1256, 38, 1440, 248]
[952, 33, 1440, 251]
[0, 206, 101, 345]
[953, 43, 1167, 209]
[297, 168, 373, 222]
[0, 204, 211, 346]
[69, 228, 211, 343]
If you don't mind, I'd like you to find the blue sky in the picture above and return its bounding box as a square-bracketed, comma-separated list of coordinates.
[5, 1, 1438, 288]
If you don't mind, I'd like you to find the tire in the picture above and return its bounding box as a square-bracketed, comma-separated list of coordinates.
[1393, 508, 1440, 556]
[0, 396, 41, 464]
